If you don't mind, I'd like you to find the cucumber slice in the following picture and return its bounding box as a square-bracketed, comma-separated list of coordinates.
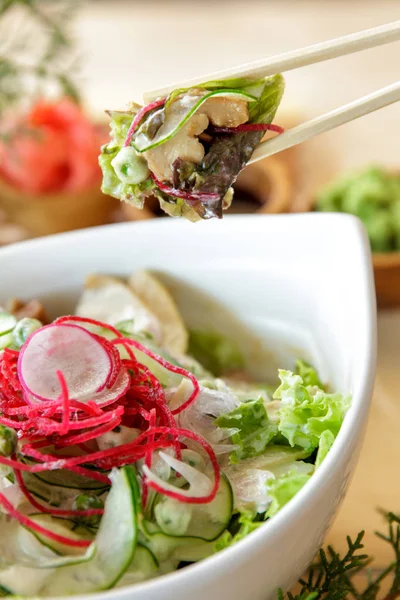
[40, 466, 139, 596]
[116, 543, 158, 588]
[0, 565, 53, 596]
[33, 467, 109, 491]
[20, 456, 109, 492]
[25, 514, 93, 556]
[141, 529, 217, 563]
[154, 471, 233, 541]
[133, 89, 257, 153]
[16, 523, 96, 569]
[19, 471, 82, 507]
[0, 519, 93, 593]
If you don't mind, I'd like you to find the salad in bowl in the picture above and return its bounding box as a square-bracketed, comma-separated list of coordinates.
[0, 269, 350, 597]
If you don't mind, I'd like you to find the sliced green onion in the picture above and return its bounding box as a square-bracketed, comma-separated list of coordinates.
[0, 426, 17, 458]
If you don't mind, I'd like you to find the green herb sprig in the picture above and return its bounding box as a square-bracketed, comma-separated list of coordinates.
[0, 0, 80, 118]
[280, 511, 400, 600]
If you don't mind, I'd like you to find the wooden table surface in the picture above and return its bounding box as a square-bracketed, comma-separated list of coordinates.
[77, 0, 400, 565]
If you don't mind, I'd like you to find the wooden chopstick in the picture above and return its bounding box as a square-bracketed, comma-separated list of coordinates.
[249, 80, 400, 164]
[144, 20, 400, 103]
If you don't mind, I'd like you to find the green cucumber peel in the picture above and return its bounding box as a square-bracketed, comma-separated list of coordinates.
[133, 89, 257, 153]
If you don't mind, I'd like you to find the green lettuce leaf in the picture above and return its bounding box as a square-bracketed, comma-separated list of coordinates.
[188, 329, 244, 377]
[295, 359, 325, 389]
[248, 73, 285, 124]
[315, 429, 335, 468]
[99, 107, 157, 208]
[214, 509, 263, 551]
[106, 108, 139, 145]
[216, 397, 278, 463]
[99, 143, 154, 207]
[265, 470, 312, 517]
[274, 370, 351, 452]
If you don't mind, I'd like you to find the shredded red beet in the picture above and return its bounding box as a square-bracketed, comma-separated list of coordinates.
[124, 98, 166, 147]
[55, 413, 122, 447]
[150, 173, 220, 204]
[54, 315, 123, 338]
[0, 490, 91, 548]
[57, 371, 70, 436]
[0, 313, 220, 529]
[112, 337, 199, 414]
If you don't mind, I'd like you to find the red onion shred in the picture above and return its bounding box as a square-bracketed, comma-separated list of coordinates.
[124, 98, 166, 147]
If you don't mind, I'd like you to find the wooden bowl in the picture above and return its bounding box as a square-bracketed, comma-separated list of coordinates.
[295, 190, 400, 309]
[370, 252, 400, 309]
[0, 178, 117, 237]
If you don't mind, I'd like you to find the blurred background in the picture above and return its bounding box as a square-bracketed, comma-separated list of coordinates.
[1, 0, 400, 577]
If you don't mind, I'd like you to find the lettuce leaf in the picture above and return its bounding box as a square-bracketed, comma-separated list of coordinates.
[223, 446, 312, 514]
[315, 429, 335, 468]
[106, 108, 139, 145]
[99, 143, 154, 206]
[214, 508, 263, 551]
[216, 397, 278, 463]
[265, 469, 312, 517]
[248, 73, 285, 124]
[295, 359, 325, 389]
[188, 329, 244, 377]
[274, 370, 351, 452]
[99, 107, 157, 208]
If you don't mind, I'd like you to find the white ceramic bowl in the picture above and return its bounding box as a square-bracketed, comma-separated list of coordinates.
[0, 214, 376, 600]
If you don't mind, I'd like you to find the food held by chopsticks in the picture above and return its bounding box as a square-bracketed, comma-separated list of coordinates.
[99, 75, 285, 221]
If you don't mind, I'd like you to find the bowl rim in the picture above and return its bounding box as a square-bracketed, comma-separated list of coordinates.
[0, 214, 377, 600]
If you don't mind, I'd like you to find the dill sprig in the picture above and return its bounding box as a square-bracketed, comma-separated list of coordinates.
[279, 511, 400, 600]
[0, 0, 80, 117]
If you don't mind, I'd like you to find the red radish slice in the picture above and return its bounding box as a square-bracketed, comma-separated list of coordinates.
[79, 366, 130, 408]
[24, 367, 128, 411]
[91, 334, 121, 390]
[18, 324, 112, 403]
